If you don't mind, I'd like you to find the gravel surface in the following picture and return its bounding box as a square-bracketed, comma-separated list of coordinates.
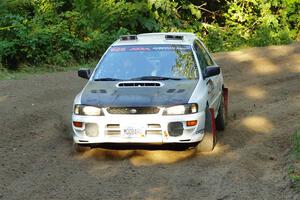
[1, 43, 300, 200]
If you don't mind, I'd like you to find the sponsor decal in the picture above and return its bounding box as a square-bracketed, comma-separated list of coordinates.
[109, 45, 191, 52]
[110, 47, 126, 52]
[129, 47, 151, 51]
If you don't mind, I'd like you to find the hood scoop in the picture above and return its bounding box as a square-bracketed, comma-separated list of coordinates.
[117, 81, 163, 88]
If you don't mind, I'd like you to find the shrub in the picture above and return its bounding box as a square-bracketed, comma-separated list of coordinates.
[0, 0, 299, 69]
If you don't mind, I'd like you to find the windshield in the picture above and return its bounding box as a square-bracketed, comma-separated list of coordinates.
[93, 45, 198, 81]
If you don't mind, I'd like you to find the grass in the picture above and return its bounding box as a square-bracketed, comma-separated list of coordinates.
[0, 61, 97, 80]
[294, 129, 300, 158]
[289, 129, 300, 189]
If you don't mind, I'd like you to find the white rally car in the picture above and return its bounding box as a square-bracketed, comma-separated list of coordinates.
[72, 33, 228, 152]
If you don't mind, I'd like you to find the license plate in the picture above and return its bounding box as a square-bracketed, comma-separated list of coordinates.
[123, 127, 144, 138]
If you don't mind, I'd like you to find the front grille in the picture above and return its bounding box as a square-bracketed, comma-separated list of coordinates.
[146, 124, 162, 136]
[107, 107, 160, 115]
[106, 130, 121, 136]
[105, 124, 121, 136]
[107, 124, 120, 129]
[146, 130, 162, 135]
[148, 124, 161, 129]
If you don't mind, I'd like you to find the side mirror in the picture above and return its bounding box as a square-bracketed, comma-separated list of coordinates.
[204, 66, 220, 78]
[78, 68, 91, 79]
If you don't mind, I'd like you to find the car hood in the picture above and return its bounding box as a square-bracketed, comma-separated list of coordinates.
[80, 80, 198, 107]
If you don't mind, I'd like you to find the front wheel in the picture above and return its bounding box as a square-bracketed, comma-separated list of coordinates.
[197, 108, 216, 152]
[216, 94, 226, 131]
[73, 143, 90, 153]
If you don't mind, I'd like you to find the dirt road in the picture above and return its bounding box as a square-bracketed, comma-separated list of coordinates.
[1, 43, 300, 200]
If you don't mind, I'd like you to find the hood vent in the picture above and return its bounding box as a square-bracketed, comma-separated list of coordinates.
[117, 81, 162, 87]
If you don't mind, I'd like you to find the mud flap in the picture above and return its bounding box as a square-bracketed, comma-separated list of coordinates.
[223, 87, 229, 118]
[209, 108, 217, 144]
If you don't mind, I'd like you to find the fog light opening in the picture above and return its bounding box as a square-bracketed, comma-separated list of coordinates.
[186, 120, 197, 127]
[73, 121, 83, 128]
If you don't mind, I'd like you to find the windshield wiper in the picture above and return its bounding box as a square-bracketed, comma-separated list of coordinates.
[94, 78, 123, 81]
[130, 76, 183, 81]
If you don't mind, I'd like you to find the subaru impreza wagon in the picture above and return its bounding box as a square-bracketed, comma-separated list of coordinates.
[72, 33, 228, 152]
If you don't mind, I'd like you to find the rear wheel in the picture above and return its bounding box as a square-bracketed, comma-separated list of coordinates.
[197, 107, 216, 152]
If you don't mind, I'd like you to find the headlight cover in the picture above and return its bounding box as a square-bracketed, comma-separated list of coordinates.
[74, 105, 103, 116]
[163, 103, 198, 115]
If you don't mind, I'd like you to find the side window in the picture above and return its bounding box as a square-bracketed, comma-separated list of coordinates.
[193, 41, 208, 71]
[197, 41, 214, 66]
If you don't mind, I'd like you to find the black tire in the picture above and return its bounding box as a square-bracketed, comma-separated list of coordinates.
[197, 107, 216, 152]
[73, 143, 90, 153]
[216, 95, 226, 131]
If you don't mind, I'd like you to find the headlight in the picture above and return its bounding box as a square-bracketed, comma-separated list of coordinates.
[74, 105, 102, 116]
[163, 103, 198, 115]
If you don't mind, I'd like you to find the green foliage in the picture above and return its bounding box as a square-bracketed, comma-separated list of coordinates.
[202, 25, 226, 52]
[224, 0, 299, 47]
[288, 129, 300, 190]
[293, 129, 300, 159]
[0, 0, 299, 69]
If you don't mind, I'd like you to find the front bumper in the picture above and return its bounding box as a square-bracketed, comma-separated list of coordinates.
[72, 111, 205, 145]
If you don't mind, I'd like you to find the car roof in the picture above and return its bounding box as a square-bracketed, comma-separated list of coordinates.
[112, 32, 197, 46]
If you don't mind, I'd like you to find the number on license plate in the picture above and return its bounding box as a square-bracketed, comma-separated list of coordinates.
[123, 127, 143, 137]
